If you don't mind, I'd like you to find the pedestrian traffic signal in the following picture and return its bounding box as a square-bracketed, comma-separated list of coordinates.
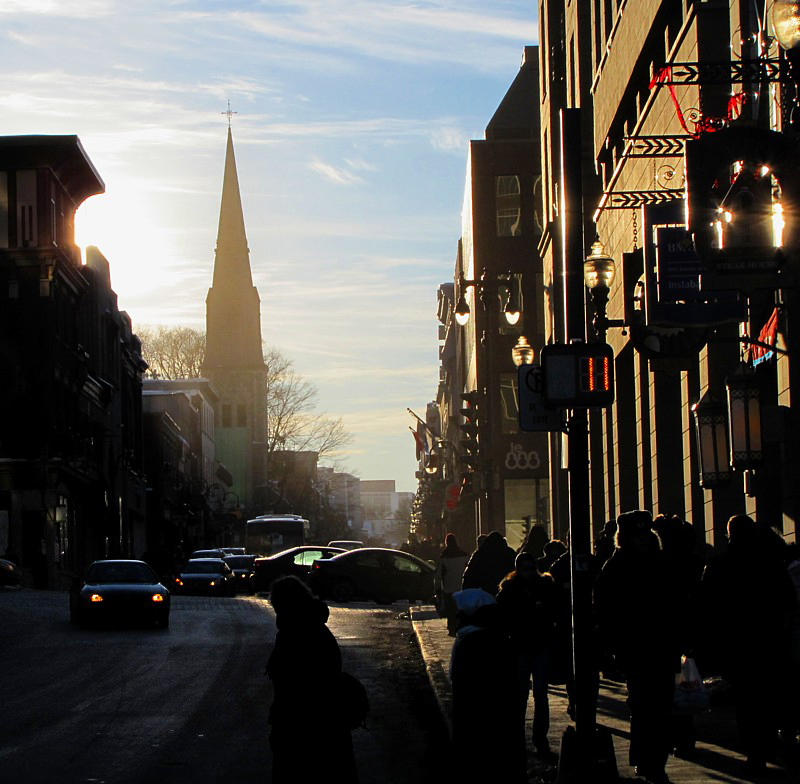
[540, 342, 615, 408]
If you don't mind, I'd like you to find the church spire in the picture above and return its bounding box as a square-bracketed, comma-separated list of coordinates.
[203, 126, 265, 371]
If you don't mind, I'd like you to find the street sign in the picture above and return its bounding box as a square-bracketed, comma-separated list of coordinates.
[518, 364, 566, 432]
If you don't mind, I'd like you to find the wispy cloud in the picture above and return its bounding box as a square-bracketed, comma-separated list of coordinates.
[308, 158, 364, 185]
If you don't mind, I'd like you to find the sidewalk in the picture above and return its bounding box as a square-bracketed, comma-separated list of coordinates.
[410, 605, 794, 783]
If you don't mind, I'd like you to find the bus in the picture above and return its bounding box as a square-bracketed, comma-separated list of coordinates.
[245, 514, 310, 556]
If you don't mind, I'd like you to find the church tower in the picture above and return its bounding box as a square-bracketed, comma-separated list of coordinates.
[201, 126, 268, 514]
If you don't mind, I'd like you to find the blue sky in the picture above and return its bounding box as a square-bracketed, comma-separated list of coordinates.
[1, 0, 537, 492]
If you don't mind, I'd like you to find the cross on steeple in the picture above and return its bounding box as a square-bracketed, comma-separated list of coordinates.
[222, 100, 237, 127]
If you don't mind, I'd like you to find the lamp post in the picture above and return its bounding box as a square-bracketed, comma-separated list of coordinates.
[511, 335, 535, 367]
[454, 271, 523, 326]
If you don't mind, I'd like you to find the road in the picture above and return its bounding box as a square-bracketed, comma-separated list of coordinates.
[0, 589, 448, 784]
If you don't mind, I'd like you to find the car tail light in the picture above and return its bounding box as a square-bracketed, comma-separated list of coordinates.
[175, 578, 183, 586]
[209, 580, 216, 586]
[312, 562, 320, 570]
[151, 594, 165, 602]
[90, 594, 103, 602]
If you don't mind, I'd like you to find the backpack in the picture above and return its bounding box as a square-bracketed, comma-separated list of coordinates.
[337, 671, 369, 730]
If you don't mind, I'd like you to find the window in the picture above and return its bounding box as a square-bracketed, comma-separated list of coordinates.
[222, 404, 232, 427]
[497, 209, 522, 237]
[237, 404, 247, 426]
[496, 175, 522, 237]
[500, 373, 520, 434]
[496, 175, 521, 197]
[294, 550, 323, 566]
[391, 555, 422, 573]
[16, 170, 37, 248]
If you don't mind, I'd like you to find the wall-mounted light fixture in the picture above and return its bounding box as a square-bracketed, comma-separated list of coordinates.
[692, 392, 731, 488]
[584, 240, 625, 342]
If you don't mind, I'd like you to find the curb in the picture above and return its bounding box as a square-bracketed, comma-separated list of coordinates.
[409, 606, 453, 738]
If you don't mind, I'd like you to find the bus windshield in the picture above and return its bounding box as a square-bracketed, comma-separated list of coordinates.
[245, 516, 308, 556]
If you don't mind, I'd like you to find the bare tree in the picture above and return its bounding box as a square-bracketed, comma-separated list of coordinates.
[264, 346, 352, 464]
[137, 327, 352, 464]
[137, 325, 205, 379]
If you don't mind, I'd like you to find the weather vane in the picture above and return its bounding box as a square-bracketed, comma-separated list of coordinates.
[222, 100, 237, 127]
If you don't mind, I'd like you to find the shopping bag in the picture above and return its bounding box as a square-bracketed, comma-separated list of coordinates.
[672, 655, 710, 714]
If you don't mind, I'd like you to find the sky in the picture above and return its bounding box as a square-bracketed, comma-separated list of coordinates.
[2, 0, 537, 493]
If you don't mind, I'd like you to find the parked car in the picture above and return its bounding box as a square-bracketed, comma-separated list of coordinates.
[70, 559, 170, 628]
[190, 548, 226, 559]
[173, 558, 236, 596]
[220, 547, 246, 556]
[309, 548, 435, 604]
[223, 554, 256, 592]
[0, 558, 22, 587]
[327, 540, 364, 551]
[251, 546, 345, 593]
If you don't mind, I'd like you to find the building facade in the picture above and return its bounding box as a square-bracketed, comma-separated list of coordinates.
[427, 47, 551, 551]
[537, 0, 799, 547]
[0, 136, 147, 587]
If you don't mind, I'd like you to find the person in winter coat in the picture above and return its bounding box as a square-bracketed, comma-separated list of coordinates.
[594, 510, 680, 784]
[449, 588, 527, 784]
[699, 515, 796, 774]
[434, 533, 469, 635]
[496, 551, 565, 756]
[461, 530, 516, 596]
[266, 575, 357, 783]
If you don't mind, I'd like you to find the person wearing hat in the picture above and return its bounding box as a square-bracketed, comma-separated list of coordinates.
[594, 510, 680, 784]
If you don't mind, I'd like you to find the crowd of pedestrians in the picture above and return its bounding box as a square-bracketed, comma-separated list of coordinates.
[437, 512, 800, 783]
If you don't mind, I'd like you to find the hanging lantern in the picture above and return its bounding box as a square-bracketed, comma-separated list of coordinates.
[692, 392, 731, 488]
[726, 363, 763, 469]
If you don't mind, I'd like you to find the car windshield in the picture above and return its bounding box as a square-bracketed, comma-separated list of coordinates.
[224, 556, 255, 568]
[184, 561, 224, 575]
[86, 562, 157, 584]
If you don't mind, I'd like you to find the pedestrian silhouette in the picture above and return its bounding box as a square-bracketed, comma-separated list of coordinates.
[496, 551, 565, 757]
[700, 514, 796, 774]
[434, 533, 469, 636]
[594, 509, 679, 784]
[266, 575, 357, 783]
[462, 530, 516, 595]
[449, 588, 527, 784]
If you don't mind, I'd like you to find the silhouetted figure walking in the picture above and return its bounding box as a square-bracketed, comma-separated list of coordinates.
[462, 530, 516, 595]
[700, 515, 796, 774]
[266, 575, 357, 783]
[435, 533, 469, 636]
[594, 510, 679, 784]
[449, 588, 527, 784]
[496, 552, 564, 756]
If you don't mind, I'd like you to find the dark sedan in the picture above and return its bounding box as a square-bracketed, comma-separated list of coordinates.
[308, 547, 435, 604]
[250, 546, 345, 593]
[70, 559, 170, 628]
[173, 558, 236, 596]
[223, 554, 257, 592]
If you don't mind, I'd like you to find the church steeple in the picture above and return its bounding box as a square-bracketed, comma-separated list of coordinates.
[202, 127, 265, 370]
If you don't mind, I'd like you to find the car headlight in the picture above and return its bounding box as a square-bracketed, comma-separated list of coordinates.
[90, 594, 104, 603]
[151, 594, 165, 603]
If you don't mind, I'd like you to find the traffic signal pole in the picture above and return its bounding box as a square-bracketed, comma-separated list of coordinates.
[557, 108, 609, 781]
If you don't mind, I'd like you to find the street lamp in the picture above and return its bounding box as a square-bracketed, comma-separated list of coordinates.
[511, 335, 534, 366]
[454, 271, 523, 326]
[726, 363, 763, 469]
[692, 392, 731, 488]
[583, 240, 624, 341]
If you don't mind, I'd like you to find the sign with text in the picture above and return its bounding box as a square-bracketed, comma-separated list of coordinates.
[518, 364, 566, 432]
